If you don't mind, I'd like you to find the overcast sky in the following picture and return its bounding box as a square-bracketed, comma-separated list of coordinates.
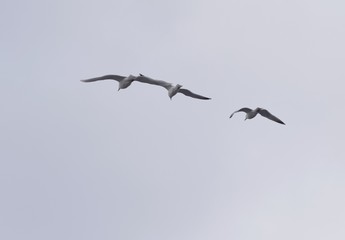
[1, 0, 345, 239]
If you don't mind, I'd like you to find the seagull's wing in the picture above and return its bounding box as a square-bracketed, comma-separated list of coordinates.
[80, 75, 126, 83]
[258, 108, 285, 125]
[135, 74, 172, 90]
[229, 108, 252, 118]
[178, 88, 211, 100]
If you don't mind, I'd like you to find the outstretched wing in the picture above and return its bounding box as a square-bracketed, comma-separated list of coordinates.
[135, 74, 172, 90]
[258, 109, 285, 125]
[80, 75, 126, 83]
[229, 108, 252, 118]
[178, 88, 211, 100]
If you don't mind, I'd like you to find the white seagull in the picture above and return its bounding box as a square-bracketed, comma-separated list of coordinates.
[80, 74, 137, 91]
[229, 107, 285, 125]
[135, 74, 211, 100]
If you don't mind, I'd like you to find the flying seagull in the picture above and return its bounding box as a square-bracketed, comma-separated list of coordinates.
[135, 74, 211, 100]
[229, 107, 285, 125]
[80, 74, 137, 91]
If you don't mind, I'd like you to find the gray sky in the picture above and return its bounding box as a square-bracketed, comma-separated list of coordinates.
[1, 0, 345, 239]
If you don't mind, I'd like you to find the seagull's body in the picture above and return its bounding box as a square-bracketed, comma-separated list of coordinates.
[229, 107, 285, 125]
[80, 74, 137, 91]
[135, 74, 211, 100]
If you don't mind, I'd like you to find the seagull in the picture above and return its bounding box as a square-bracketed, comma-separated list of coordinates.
[135, 74, 211, 100]
[229, 107, 285, 125]
[80, 74, 137, 91]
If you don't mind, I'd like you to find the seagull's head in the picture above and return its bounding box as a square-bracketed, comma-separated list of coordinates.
[118, 84, 127, 91]
[118, 81, 124, 91]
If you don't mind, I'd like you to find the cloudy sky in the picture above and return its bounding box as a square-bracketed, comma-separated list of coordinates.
[1, 0, 345, 239]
